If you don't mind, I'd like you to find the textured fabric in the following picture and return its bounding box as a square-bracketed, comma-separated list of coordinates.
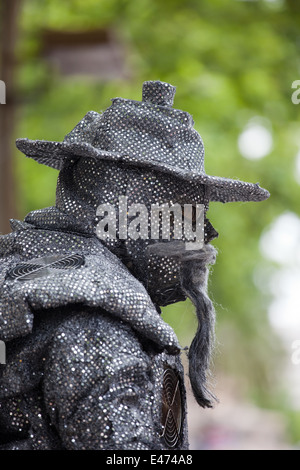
[0, 81, 269, 450]
[0, 221, 179, 350]
[53, 157, 218, 306]
[0, 308, 188, 450]
[0, 222, 188, 449]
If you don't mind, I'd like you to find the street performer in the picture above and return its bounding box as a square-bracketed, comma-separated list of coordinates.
[0, 81, 269, 450]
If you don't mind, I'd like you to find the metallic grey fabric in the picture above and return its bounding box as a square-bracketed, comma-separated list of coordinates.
[0, 220, 188, 449]
[0, 220, 180, 350]
[0, 81, 269, 450]
[53, 157, 217, 306]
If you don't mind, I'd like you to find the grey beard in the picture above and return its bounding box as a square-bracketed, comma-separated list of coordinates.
[146, 241, 217, 408]
[180, 243, 217, 408]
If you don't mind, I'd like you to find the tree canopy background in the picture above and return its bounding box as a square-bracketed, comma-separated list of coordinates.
[1, 0, 300, 447]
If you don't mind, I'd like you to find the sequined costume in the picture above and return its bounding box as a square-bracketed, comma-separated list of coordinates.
[0, 81, 269, 450]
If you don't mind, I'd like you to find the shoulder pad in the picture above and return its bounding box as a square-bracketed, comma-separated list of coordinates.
[0, 227, 180, 354]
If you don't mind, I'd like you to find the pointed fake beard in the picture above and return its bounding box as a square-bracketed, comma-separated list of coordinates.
[134, 239, 218, 407]
[180, 244, 217, 408]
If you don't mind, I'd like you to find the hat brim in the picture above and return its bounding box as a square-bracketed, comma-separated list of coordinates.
[16, 138, 270, 204]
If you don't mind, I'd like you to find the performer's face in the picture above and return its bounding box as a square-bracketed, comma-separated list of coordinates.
[96, 164, 215, 306]
[57, 158, 218, 306]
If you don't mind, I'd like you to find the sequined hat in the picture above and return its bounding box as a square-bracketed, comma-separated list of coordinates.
[16, 80, 269, 204]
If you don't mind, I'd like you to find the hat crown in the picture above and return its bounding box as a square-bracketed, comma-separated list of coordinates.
[88, 81, 205, 174]
[142, 81, 176, 107]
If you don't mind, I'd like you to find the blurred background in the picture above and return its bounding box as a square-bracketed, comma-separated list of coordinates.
[0, 0, 300, 450]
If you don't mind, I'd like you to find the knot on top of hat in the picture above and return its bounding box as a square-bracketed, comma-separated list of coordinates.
[142, 81, 176, 107]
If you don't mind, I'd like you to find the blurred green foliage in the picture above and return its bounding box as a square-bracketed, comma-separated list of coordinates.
[6, 0, 300, 443]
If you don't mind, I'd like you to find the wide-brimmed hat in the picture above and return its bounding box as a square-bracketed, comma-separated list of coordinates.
[16, 80, 269, 203]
